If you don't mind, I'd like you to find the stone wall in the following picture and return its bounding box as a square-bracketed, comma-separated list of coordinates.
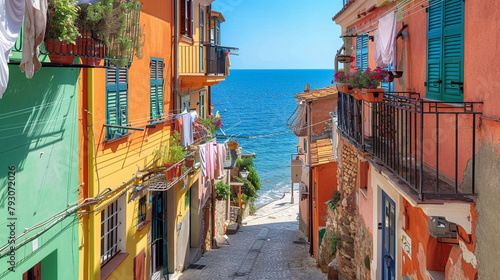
[333, 139, 373, 280]
[214, 198, 229, 241]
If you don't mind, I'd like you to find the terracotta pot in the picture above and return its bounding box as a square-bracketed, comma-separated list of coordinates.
[352, 88, 363, 100]
[216, 196, 223, 201]
[228, 142, 239, 150]
[336, 82, 353, 93]
[45, 40, 75, 64]
[185, 157, 195, 167]
[361, 88, 385, 102]
[74, 36, 106, 66]
[163, 163, 182, 181]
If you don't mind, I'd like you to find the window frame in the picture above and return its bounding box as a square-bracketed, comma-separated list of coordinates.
[199, 90, 205, 119]
[180, 0, 194, 38]
[138, 195, 147, 225]
[100, 200, 123, 266]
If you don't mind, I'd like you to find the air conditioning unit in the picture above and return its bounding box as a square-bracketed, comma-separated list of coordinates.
[428, 216, 458, 239]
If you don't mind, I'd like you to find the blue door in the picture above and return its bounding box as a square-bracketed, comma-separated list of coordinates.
[382, 192, 396, 280]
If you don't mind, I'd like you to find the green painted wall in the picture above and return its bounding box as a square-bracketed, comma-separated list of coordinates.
[0, 65, 80, 279]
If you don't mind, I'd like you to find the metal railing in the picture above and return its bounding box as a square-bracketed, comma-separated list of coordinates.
[12, 7, 141, 64]
[336, 91, 482, 200]
[206, 44, 226, 75]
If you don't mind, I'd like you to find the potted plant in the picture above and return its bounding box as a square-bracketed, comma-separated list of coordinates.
[157, 131, 185, 181]
[185, 154, 195, 167]
[338, 55, 355, 63]
[351, 68, 390, 102]
[227, 140, 239, 150]
[215, 181, 230, 200]
[75, 0, 143, 66]
[347, 71, 363, 100]
[198, 115, 223, 139]
[334, 71, 352, 93]
[45, 0, 80, 64]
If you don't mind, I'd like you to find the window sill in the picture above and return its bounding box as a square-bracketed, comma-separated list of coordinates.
[104, 133, 131, 144]
[137, 220, 151, 232]
[101, 253, 129, 280]
[421, 98, 464, 108]
[180, 35, 194, 45]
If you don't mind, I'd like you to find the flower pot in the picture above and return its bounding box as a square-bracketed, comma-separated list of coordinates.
[361, 88, 385, 102]
[163, 163, 182, 181]
[391, 71, 403, 78]
[216, 196, 223, 201]
[227, 142, 239, 150]
[352, 88, 363, 100]
[336, 82, 353, 93]
[185, 157, 195, 167]
[338, 55, 354, 63]
[45, 40, 75, 64]
[74, 36, 106, 66]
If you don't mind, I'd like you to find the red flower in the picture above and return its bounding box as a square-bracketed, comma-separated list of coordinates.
[375, 74, 382, 79]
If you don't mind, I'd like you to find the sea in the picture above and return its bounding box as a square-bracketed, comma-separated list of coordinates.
[212, 69, 334, 208]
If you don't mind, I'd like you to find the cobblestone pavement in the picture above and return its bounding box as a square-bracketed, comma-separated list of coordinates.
[178, 191, 326, 280]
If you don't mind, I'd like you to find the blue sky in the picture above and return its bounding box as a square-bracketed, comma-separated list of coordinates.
[212, 0, 344, 69]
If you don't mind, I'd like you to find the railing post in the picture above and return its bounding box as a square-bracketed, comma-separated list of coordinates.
[419, 100, 424, 200]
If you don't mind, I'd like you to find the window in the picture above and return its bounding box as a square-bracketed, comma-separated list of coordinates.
[381, 63, 394, 92]
[356, 35, 368, 71]
[426, 0, 464, 102]
[106, 65, 129, 139]
[185, 189, 190, 210]
[210, 18, 221, 45]
[180, 0, 194, 37]
[199, 91, 205, 118]
[199, 5, 205, 72]
[138, 195, 147, 224]
[181, 94, 190, 112]
[303, 138, 307, 153]
[101, 199, 125, 265]
[150, 58, 164, 120]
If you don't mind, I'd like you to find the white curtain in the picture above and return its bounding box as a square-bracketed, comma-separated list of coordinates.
[0, 0, 25, 98]
[375, 10, 397, 68]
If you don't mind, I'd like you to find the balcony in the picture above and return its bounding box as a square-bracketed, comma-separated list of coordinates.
[336, 91, 482, 200]
[10, 4, 141, 67]
[178, 42, 238, 87]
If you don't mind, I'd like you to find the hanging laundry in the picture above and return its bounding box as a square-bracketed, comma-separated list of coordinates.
[375, 10, 397, 67]
[0, 0, 25, 98]
[199, 143, 207, 178]
[216, 143, 226, 178]
[190, 110, 198, 122]
[181, 113, 193, 147]
[20, 0, 48, 79]
[205, 139, 216, 180]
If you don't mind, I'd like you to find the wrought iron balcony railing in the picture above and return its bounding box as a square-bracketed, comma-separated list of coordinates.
[206, 44, 226, 75]
[336, 91, 482, 200]
[179, 43, 238, 76]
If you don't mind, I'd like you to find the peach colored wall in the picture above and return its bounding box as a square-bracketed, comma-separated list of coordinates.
[311, 97, 337, 135]
[358, 163, 373, 237]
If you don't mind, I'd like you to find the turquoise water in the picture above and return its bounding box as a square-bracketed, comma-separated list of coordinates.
[212, 69, 334, 208]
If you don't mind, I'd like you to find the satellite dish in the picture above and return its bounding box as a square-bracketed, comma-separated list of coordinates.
[304, 84, 310, 92]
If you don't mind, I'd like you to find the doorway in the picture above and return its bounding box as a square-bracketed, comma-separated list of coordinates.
[381, 191, 396, 280]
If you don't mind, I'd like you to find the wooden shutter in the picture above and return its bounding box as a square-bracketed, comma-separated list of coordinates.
[356, 36, 368, 71]
[200, 5, 204, 42]
[150, 58, 164, 119]
[180, 0, 187, 35]
[442, 0, 464, 101]
[426, 0, 463, 102]
[190, 0, 194, 37]
[426, 0, 443, 99]
[106, 66, 128, 139]
[134, 250, 145, 280]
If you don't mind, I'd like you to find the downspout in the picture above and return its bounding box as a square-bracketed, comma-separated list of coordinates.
[87, 68, 97, 280]
[307, 100, 313, 256]
[173, 0, 179, 114]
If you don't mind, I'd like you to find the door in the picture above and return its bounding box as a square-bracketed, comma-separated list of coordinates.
[382, 192, 396, 280]
[152, 192, 167, 275]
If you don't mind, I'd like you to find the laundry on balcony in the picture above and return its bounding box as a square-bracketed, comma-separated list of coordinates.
[175, 110, 196, 147]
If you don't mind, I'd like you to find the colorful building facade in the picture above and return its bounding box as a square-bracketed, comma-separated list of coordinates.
[330, 0, 500, 279]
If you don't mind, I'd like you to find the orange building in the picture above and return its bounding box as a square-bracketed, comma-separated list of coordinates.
[330, 0, 499, 279]
[288, 87, 338, 260]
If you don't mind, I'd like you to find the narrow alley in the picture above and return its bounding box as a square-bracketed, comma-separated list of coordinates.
[178, 192, 326, 280]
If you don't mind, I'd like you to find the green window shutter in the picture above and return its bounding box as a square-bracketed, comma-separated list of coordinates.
[442, 0, 464, 102]
[426, 0, 463, 102]
[106, 65, 129, 139]
[200, 4, 204, 42]
[150, 58, 164, 119]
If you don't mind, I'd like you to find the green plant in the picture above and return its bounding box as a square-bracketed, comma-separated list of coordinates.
[233, 176, 258, 198]
[364, 255, 370, 270]
[326, 232, 341, 257]
[166, 131, 185, 164]
[249, 202, 257, 215]
[215, 181, 230, 199]
[349, 67, 390, 89]
[236, 157, 253, 169]
[198, 116, 223, 137]
[327, 191, 341, 212]
[47, 0, 80, 43]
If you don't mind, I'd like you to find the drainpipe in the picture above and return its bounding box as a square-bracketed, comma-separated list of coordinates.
[87, 68, 97, 280]
[307, 100, 313, 256]
[174, 0, 179, 114]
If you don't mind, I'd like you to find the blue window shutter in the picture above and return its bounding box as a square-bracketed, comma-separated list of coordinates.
[426, 0, 463, 102]
[381, 63, 394, 92]
[362, 36, 368, 70]
[356, 36, 369, 71]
